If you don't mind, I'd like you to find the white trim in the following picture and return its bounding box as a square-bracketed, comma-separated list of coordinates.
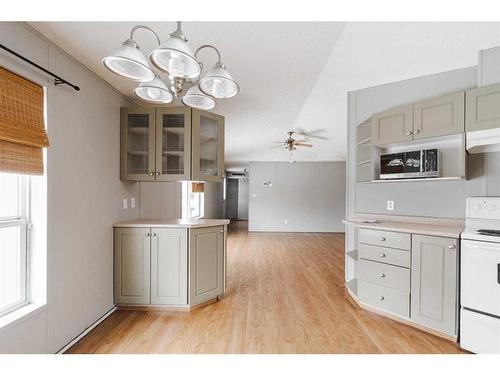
[0, 303, 47, 334]
[56, 306, 117, 354]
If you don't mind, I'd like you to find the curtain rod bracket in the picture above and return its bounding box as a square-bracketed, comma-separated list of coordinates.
[0, 43, 80, 91]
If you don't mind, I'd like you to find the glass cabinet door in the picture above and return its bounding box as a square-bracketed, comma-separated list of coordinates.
[120, 108, 156, 181]
[191, 110, 225, 182]
[155, 107, 191, 181]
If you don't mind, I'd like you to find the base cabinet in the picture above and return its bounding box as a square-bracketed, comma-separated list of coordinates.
[114, 225, 225, 307]
[114, 228, 151, 305]
[189, 226, 224, 305]
[349, 227, 459, 339]
[151, 228, 188, 305]
[411, 234, 458, 336]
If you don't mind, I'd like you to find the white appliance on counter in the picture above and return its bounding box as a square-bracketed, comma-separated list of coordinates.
[460, 197, 500, 353]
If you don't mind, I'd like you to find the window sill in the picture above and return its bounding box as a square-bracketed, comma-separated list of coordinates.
[0, 303, 47, 334]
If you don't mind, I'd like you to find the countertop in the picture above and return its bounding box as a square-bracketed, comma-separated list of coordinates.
[343, 218, 464, 239]
[113, 218, 230, 228]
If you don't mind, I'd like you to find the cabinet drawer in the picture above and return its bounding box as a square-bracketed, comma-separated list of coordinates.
[358, 280, 410, 318]
[358, 259, 410, 292]
[358, 228, 411, 250]
[358, 243, 411, 268]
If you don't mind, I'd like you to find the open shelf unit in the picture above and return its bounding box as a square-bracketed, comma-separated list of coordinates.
[356, 118, 374, 183]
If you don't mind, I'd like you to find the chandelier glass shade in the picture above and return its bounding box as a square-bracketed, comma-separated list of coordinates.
[181, 84, 216, 110]
[102, 39, 154, 81]
[133, 75, 173, 104]
[102, 22, 239, 110]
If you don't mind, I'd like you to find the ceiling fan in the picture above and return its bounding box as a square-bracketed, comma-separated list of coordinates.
[271, 130, 316, 162]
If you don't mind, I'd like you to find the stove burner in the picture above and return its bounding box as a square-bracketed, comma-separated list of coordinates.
[477, 229, 500, 237]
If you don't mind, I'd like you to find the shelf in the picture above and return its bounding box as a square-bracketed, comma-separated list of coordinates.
[128, 127, 149, 135]
[356, 137, 372, 146]
[357, 159, 372, 166]
[346, 279, 358, 296]
[163, 127, 184, 135]
[128, 150, 149, 156]
[163, 151, 184, 156]
[359, 176, 464, 184]
[346, 250, 358, 261]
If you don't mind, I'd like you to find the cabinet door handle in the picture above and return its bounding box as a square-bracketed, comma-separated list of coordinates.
[413, 129, 421, 134]
[379, 296, 385, 301]
[379, 253, 386, 258]
[380, 237, 386, 241]
[406, 131, 413, 136]
[149, 171, 155, 176]
[155, 171, 160, 176]
[145, 233, 150, 237]
[448, 244, 456, 249]
[379, 273, 386, 278]
[151, 233, 157, 237]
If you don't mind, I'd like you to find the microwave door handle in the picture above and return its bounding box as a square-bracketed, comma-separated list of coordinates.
[421, 150, 425, 173]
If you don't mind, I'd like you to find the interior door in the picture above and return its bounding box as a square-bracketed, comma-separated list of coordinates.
[150, 228, 188, 305]
[191, 110, 225, 182]
[120, 107, 156, 181]
[155, 107, 191, 181]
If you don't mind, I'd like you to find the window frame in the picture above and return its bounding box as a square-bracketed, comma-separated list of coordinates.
[0, 174, 30, 317]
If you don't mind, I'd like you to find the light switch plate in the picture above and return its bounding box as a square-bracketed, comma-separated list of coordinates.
[130, 197, 136, 208]
[386, 200, 394, 211]
[122, 198, 128, 209]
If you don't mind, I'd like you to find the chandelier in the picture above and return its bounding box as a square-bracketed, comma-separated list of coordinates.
[102, 22, 239, 110]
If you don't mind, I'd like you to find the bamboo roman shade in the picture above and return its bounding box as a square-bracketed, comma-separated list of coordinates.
[0, 66, 48, 175]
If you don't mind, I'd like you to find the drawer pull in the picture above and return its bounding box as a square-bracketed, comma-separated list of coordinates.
[379, 253, 386, 258]
[379, 273, 386, 278]
[380, 237, 386, 241]
[448, 244, 456, 249]
[379, 296, 385, 301]
[145, 233, 150, 237]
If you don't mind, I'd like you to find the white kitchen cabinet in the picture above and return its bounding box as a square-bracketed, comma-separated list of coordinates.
[466, 83, 500, 132]
[189, 226, 225, 305]
[150, 228, 188, 305]
[411, 234, 458, 336]
[372, 104, 413, 146]
[413, 91, 465, 139]
[114, 227, 151, 305]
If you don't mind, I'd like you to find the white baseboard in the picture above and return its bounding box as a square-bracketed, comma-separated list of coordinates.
[56, 306, 117, 354]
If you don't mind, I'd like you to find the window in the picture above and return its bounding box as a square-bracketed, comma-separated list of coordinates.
[182, 181, 204, 220]
[0, 172, 30, 317]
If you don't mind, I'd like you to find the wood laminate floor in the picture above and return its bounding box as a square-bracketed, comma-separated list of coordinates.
[68, 221, 464, 354]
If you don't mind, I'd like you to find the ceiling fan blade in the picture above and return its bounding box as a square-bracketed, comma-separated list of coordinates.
[295, 143, 313, 147]
[292, 128, 329, 140]
[270, 145, 286, 149]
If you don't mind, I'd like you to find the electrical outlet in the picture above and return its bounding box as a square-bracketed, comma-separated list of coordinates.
[386, 200, 394, 211]
[122, 198, 128, 209]
[130, 197, 136, 208]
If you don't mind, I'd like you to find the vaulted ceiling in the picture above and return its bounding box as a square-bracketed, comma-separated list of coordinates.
[30, 22, 500, 167]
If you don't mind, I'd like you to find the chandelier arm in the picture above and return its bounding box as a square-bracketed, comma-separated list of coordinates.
[194, 44, 222, 64]
[130, 25, 161, 46]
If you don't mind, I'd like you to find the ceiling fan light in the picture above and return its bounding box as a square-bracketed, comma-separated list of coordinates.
[199, 63, 239, 99]
[133, 75, 173, 104]
[150, 37, 201, 79]
[102, 39, 154, 81]
[181, 84, 216, 110]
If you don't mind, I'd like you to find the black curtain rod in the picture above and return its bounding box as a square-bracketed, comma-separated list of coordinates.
[0, 43, 80, 91]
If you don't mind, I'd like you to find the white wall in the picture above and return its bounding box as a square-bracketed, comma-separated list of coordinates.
[248, 162, 346, 232]
[0, 22, 139, 353]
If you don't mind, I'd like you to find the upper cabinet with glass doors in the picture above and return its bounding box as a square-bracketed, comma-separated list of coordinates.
[120, 107, 224, 182]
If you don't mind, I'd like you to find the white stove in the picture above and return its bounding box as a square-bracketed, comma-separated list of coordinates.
[460, 197, 500, 354]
